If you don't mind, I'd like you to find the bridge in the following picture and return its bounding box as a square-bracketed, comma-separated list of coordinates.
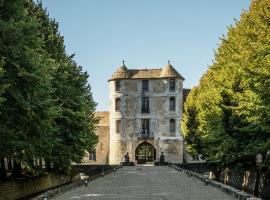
[54, 165, 234, 200]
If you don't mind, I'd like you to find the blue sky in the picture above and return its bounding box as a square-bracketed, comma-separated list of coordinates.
[40, 0, 251, 111]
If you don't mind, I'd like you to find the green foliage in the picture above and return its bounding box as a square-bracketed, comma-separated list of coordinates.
[182, 0, 270, 169]
[0, 59, 8, 106]
[0, 0, 97, 176]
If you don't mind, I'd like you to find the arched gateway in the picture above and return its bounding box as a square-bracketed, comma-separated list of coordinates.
[135, 142, 156, 164]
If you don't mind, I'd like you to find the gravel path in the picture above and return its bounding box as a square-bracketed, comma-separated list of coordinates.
[54, 165, 234, 200]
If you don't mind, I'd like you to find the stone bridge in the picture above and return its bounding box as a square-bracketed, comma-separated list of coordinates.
[54, 165, 235, 200]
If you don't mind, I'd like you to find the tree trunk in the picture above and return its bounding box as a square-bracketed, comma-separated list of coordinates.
[12, 161, 22, 177]
[0, 157, 6, 179]
[45, 159, 51, 171]
[253, 167, 260, 197]
[28, 156, 35, 169]
[211, 168, 221, 181]
[39, 158, 43, 169]
[7, 158, 12, 170]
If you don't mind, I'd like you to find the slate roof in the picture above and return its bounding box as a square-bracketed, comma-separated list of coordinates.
[110, 64, 130, 80]
[109, 63, 185, 81]
[128, 69, 161, 79]
[160, 64, 185, 79]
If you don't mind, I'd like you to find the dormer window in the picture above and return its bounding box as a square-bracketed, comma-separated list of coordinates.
[142, 80, 149, 92]
[115, 80, 120, 92]
[170, 79, 175, 91]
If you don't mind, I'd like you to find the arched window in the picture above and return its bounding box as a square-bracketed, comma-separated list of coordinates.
[170, 119, 176, 134]
[169, 97, 175, 111]
[115, 98, 121, 111]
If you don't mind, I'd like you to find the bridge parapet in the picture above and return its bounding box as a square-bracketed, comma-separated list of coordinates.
[71, 164, 119, 177]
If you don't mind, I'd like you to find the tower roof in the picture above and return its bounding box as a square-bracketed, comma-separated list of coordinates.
[159, 62, 185, 80]
[110, 60, 130, 79]
[109, 61, 184, 81]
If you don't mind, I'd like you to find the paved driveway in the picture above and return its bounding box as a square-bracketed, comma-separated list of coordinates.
[54, 166, 234, 200]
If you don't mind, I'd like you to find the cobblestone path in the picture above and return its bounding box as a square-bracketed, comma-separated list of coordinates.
[54, 166, 234, 200]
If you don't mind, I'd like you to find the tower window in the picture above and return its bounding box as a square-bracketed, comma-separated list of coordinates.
[116, 120, 121, 133]
[170, 79, 175, 91]
[141, 97, 150, 113]
[170, 119, 176, 134]
[141, 119, 150, 135]
[115, 80, 120, 92]
[115, 98, 121, 111]
[142, 80, 149, 92]
[89, 148, 96, 161]
[170, 97, 176, 111]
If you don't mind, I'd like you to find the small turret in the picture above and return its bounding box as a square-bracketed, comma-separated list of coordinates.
[160, 60, 185, 80]
[110, 60, 130, 80]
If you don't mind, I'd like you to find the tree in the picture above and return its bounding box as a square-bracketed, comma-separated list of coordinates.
[0, 0, 98, 178]
[30, 2, 98, 172]
[0, 0, 58, 176]
[182, 0, 270, 174]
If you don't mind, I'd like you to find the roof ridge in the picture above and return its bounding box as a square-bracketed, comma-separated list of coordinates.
[128, 68, 162, 70]
[109, 64, 184, 81]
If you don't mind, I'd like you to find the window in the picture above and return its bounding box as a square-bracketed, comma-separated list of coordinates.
[116, 120, 121, 133]
[170, 119, 176, 134]
[141, 97, 150, 113]
[142, 80, 149, 92]
[115, 80, 120, 92]
[89, 148, 96, 161]
[170, 79, 176, 91]
[170, 97, 176, 111]
[115, 98, 121, 111]
[141, 119, 150, 135]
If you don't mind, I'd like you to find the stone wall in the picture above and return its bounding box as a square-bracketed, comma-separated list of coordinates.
[0, 174, 70, 200]
[0, 165, 118, 200]
[71, 164, 118, 176]
[82, 112, 110, 165]
[220, 167, 270, 199]
[160, 139, 183, 162]
[176, 163, 215, 174]
[32, 165, 120, 200]
[175, 163, 270, 199]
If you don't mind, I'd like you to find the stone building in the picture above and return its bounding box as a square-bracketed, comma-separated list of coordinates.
[83, 62, 186, 165]
[108, 61, 185, 164]
[82, 112, 110, 164]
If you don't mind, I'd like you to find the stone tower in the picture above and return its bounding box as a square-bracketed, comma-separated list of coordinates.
[108, 62, 184, 164]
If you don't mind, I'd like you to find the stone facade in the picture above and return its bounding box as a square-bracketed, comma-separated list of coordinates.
[82, 112, 110, 164]
[108, 62, 185, 164]
[82, 62, 186, 165]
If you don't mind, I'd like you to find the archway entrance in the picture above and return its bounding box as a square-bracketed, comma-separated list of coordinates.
[135, 142, 156, 164]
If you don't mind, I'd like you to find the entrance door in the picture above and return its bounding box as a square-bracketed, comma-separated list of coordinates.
[135, 142, 156, 164]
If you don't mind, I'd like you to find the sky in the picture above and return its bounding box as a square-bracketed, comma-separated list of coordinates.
[40, 0, 251, 111]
